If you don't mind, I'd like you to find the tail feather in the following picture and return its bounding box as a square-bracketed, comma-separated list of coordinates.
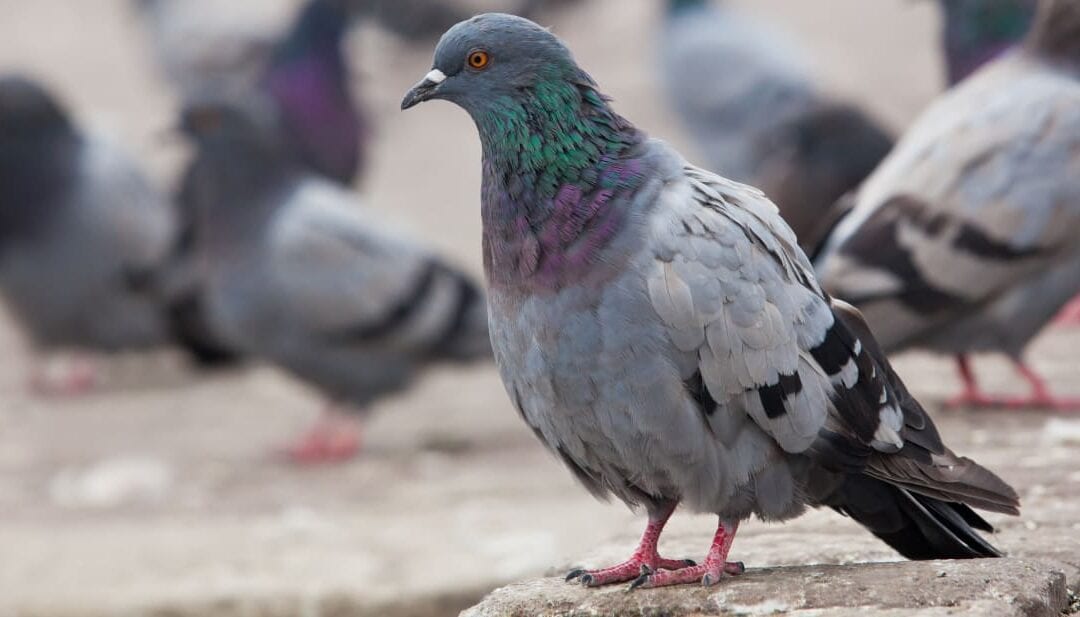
[828, 474, 1005, 560]
[167, 292, 243, 368]
[426, 264, 492, 362]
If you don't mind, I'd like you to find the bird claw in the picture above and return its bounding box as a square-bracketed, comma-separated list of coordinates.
[627, 560, 745, 590]
[566, 554, 695, 587]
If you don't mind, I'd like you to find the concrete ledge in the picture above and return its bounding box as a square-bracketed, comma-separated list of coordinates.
[462, 558, 1068, 617]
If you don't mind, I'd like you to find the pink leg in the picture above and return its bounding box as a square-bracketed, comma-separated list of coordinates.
[281, 406, 362, 464]
[28, 354, 99, 397]
[944, 355, 996, 409]
[999, 361, 1080, 412]
[1053, 295, 1080, 326]
[565, 501, 695, 587]
[630, 519, 744, 589]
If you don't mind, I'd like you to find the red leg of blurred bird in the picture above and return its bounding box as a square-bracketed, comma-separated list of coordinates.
[28, 354, 99, 397]
[565, 501, 695, 587]
[1053, 295, 1080, 326]
[944, 355, 997, 409]
[282, 406, 362, 464]
[999, 362, 1080, 412]
[631, 519, 743, 589]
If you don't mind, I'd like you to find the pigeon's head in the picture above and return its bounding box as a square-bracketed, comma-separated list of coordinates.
[180, 99, 284, 155]
[400, 13, 581, 117]
[0, 76, 73, 142]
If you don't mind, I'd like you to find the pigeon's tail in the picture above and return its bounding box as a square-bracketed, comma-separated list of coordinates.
[828, 474, 1006, 559]
[425, 263, 492, 363]
[166, 292, 243, 368]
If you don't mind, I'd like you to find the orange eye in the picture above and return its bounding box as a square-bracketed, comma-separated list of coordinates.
[467, 50, 490, 70]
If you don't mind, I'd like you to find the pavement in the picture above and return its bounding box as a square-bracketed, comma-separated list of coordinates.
[0, 1, 1078, 616]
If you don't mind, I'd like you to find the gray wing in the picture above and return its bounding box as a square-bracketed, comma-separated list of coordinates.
[78, 139, 175, 277]
[13, 138, 176, 350]
[646, 165, 1018, 514]
[264, 180, 488, 360]
[817, 56, 1080, 352]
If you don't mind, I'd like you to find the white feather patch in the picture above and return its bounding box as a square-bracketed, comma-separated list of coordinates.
[424, 69, 446, 84]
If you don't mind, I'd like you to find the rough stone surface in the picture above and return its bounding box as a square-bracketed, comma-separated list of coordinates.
[463, 559, 1068, 617]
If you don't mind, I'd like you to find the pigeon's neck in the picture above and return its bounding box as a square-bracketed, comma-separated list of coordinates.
[189, 137, 296, 247]
[265, 0, 364, 184]
[942, 0, 1035, 84]
[265, 55, 364, 183]
[1026, 0, 1080, 67]
[271, 0, 348, 71]
[476, 77, 650, 292]
[668, 0, 708, 16]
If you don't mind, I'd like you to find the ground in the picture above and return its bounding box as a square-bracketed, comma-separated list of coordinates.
[0, 1, 1077, 616]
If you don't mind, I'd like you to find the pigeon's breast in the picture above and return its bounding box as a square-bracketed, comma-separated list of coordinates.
[488, 262, 737, 510]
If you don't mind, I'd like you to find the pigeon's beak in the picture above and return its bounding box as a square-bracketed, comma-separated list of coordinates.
[401, 69, 446, 110]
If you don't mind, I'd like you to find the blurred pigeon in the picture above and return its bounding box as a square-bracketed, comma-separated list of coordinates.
[0, 76, 175, 392]
[138, 0, 368, 185]
[659, 0, 894, 258]
[180, 101, 491, 463]
[939, 0, 1037, 86]
[817, 0, 1080, 410]
[402, 14, 1019, 588]
[133, 0, 282, 97]
[352, 0, 472, 43]
[354, 0, 586, 45]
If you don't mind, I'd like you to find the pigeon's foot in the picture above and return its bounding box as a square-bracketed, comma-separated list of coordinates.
[566, 501, 692, 587]
[629, 559, 745, 589]
[945, 358, 1080, 412]
[944, 388, 999, 410]
[566, 556, 695, 587]
[28, 355, 99, 397]
[1053, 295, 1080, 326]
[281, 407, 362, 464]
[629, 520, 741, 590]
[944, 355, 996, 410]
[995, 392, 1080, 412]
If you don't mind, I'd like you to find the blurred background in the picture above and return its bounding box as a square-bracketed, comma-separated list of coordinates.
[0, 1, 1076, 616]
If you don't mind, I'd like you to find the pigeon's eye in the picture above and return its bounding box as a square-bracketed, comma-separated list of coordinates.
[188, 108, 222, 133]
[467, 50, 490, 70]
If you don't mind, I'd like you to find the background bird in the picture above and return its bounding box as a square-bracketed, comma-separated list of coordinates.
[658, 0, 895, 259]
[133, 0, 283, 100]
[352, 0, 587, 46]
[138, 0, 368, 185]
[180, 101, 491, 463]
[402, 13, 1019, 589]
[816, 0, 1080, 411]
[0, 75, 177, 394]
[155, 0, 371, 372]
[938, 0, 1038, 86]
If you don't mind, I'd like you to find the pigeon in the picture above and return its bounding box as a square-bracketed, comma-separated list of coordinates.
[354, 0, 586, 45]
[133, 0, 282, 98]
[180, 101, 491, 463]
[659, 0, 894, 258]
[138, 0, 368, 185]
[816, 0, 1080, 411]
[0, 76, 176, 392]
[402, 13, 1020, 589]
[939, 0, 1037, 86]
